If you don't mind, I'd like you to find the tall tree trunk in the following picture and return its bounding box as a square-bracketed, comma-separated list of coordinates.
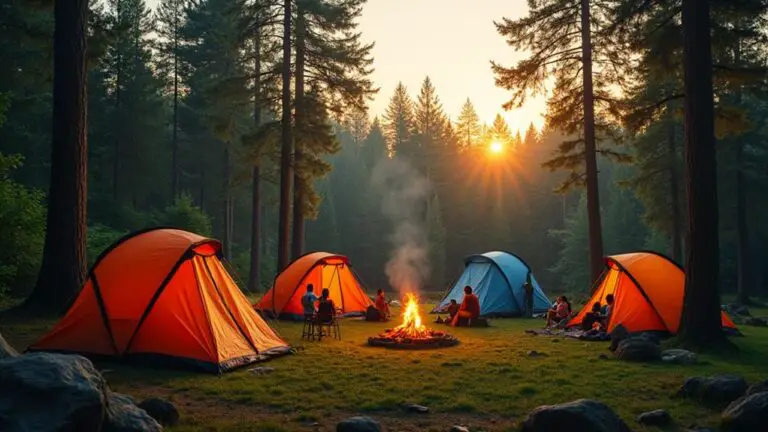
[678, 0, 729, 349]
[277, 0, 293, 271]
[24, 0, 89, 314]
[113, 0, 122, 202]
[171, 15, 179, 199]
[291, 4, 306, 259]
[248, 28, 263, 293]
[667, 115, 683, 263]
[735, 139, 750, 304]
[580, 0, 604, 283]
[222, 146, 231, 258]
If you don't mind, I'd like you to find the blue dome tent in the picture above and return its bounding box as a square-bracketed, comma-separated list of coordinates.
[431, 251, 550, 317]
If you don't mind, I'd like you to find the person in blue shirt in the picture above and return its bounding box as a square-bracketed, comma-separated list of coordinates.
[301, 284, 318, 318]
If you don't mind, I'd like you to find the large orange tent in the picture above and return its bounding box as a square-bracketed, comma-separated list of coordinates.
[29, 228, 290, 373]
[567, 251, 739, 335]
[256, 252, 373, 320]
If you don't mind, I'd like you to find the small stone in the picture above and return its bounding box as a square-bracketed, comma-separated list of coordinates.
[337, 416, 382, 432]
[104, 392, 162, 432]
[406, 403, 429, 413]
[721, 391, 768, 431]
[678, 375, 748, 407]
[527, 350, 546, 357]
[248, 366, 275, 375]
[598, 354, 610, 360]
[662, 349, 698, 365]
[551, 338, 560, 343]
[138, 397, 179, 427]
[637, 409, 672, 426]
[449, 426, 470, 432]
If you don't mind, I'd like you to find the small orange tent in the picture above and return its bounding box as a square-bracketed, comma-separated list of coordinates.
[568, 251, 738, 334]
[29, 228, 290, 373]
[256, 252, 373, 320]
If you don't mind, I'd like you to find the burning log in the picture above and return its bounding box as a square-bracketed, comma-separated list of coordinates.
[367, 293, 459, 349]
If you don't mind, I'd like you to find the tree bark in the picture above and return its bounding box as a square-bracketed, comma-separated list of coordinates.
[171, 9, 179, 199]
[222, 146, 231, 258]
[580, 0, 605, 283]
[277, 0, 293, 272]
[24, 0, 89, 314]
[678, 0, 730, 349]
[291, 4, 306, 260]
[248, 27, 263, 293]
[667, 115, 683, 263]
[113, 0, 122, 202]
[735, 139, 750, 304]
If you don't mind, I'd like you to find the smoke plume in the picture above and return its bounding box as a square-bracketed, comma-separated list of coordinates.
[371, 156, 431, 296]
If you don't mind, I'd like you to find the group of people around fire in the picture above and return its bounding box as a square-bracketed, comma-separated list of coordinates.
[301, 280, 614, 330]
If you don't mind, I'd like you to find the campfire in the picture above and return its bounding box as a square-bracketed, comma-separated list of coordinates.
[368, 293, 459, 349]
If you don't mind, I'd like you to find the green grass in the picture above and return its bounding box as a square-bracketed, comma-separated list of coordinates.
[2, 304, 768, 431]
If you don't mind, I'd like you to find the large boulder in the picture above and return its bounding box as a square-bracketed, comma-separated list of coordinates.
[637, 409, 672, 426]
[0, 353, 107, 431]
[721, 391, 768, 432]
[138, 398, 179, 427]
[519, 399, 631, 432]
[104, 392, 162, 432]
[678, 375, 748, 407]
[608, 325, 629, 352]
[661, 349, 697, 365]
[0, 332, 18, 359]
[615, 338, 661, 362]
[336, 416, 382, 432]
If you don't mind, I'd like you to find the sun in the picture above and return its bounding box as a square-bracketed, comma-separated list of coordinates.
[489, 141, 503, 154]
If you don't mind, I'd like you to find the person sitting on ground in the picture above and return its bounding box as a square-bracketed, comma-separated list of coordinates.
[545, 296, 571, 327]
[447, 299, 460, 322]
[452, 286, 481, 327]
[375, 289, 390, 320]
[599, 294, 614, 328]
[316, 288, 336, 324]
[300, 284, 318, 319]
[581, 301, 603, 331]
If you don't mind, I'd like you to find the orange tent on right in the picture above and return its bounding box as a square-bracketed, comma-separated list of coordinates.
[567, 251, 739, 335]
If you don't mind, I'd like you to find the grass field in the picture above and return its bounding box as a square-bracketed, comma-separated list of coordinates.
[2, 303, 768, 432]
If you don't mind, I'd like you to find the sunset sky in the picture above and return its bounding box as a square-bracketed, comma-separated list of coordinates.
[359, 0, 546, 134]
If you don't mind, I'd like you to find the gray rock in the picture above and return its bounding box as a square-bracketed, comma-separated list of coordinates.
[598, 354, 610, 360]
[721, 391, 768, 432]
[337, 416, 382, 432]
[103, 392, 162, 432]
[248, 366, 275, 375]
[405, 403, 429, 413]
[138, 398, 179, 427]
[637, 409, 672, 426]
[0, 353, 107, 432]
[527, 350, 546, 357]
[0, 332, 17, 359]
[449, 426, 469, 432]
[615, 338, 661, 362]
[609, 324, 629, 352]
[662, 349, 698, 365]
[520, 399, 631, 432]
[679, 375, 748, 407]
[746, 380, 768, 396]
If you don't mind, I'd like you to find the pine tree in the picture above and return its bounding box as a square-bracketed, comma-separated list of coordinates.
[455, 98, 481, 149]
[277, 0, 292, 271]
[155, 0, 188, 199]
[491, 114, 512, 147]
[492, 0, 626, 281]
[24, 0, 89, 314]
[383, 82, 414, 156]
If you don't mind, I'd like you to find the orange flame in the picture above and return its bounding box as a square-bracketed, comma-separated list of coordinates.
[393, 293, 430, 338]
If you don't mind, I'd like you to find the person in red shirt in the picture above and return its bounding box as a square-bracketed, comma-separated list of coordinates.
[452, 286, 481, 327]
[546, 296, 571, 327]
[374, 289, 390, 320]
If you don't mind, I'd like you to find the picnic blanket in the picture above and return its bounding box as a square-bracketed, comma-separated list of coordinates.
[525, 327, 610, 341]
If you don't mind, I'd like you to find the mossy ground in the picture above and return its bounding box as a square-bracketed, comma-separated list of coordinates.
[2, 301, 767, 431]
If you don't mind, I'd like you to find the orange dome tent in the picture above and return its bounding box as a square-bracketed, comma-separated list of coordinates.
[29, 228, 290, 373]
[567, 251, 738, 335]
[256, 252, 373, 320]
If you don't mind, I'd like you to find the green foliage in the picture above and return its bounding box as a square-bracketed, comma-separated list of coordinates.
[86, 224, 128, 266]
[427, 195, 447, 289]
[549, 192, 590, 293]
[0, 153, 46, 298]
[454, 98, 482, 148]
[155, 194, 212, 236]
[383, 82, 414, 155]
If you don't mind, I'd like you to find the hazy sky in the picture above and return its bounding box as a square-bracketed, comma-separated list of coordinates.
[360, 0, 545, 134]
[145, 0, 545, 134]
